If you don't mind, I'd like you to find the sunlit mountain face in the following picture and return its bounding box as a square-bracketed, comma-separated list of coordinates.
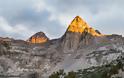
[67, 16, 103, 36]
[27, 31, 49, 44]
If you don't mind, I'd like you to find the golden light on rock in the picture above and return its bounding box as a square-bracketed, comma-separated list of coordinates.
[31, 37, 48, 43]
[68, 16, 103, 36]
[27, 32, 49, 44]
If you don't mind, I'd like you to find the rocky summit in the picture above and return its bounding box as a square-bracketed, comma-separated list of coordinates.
[61, 16, 103, 53]
[0, 16, 124, 78]
[67, 16, 103, 36]
[27, 32, 49, 44]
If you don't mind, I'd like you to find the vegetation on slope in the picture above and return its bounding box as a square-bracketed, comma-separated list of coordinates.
[49, 56, 124, 78]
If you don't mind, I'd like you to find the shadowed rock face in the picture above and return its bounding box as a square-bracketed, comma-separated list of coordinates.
[27, 32, 49, 44]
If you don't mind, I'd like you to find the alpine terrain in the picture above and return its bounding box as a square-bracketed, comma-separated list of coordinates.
[0, 16, 124, 78]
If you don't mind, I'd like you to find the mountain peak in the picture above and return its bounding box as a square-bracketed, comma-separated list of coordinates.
[67, 16, 103, 36]
[27, 31, 49, 44]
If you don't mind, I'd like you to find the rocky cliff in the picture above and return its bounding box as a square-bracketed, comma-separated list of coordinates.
[60, 16, 103, 53]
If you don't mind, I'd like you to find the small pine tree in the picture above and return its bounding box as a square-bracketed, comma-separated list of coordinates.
[64, 71, 76, 78]
[49, 69, 66, 78]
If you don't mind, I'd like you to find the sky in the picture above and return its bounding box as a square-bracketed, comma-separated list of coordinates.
[0, 0, 124, 40]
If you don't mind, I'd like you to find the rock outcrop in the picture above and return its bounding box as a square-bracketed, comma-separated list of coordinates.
[60, 16, 103, 53]
[67, 16, 103, 36]
[27, 32, 49, 44]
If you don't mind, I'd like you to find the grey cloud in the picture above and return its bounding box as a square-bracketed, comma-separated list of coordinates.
[0, 0, 65, 39]
[45, 0, 121, 13]
[0, 0, 124, 39]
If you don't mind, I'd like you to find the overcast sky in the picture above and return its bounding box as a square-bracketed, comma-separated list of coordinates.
[0, 0, 124, 40]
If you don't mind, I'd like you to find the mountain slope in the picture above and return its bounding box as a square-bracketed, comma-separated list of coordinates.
[0, 16, 124, 78]
[49, 53, 124, 78]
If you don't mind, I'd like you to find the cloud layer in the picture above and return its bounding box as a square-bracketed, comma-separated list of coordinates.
[0, 0, 124, 40]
